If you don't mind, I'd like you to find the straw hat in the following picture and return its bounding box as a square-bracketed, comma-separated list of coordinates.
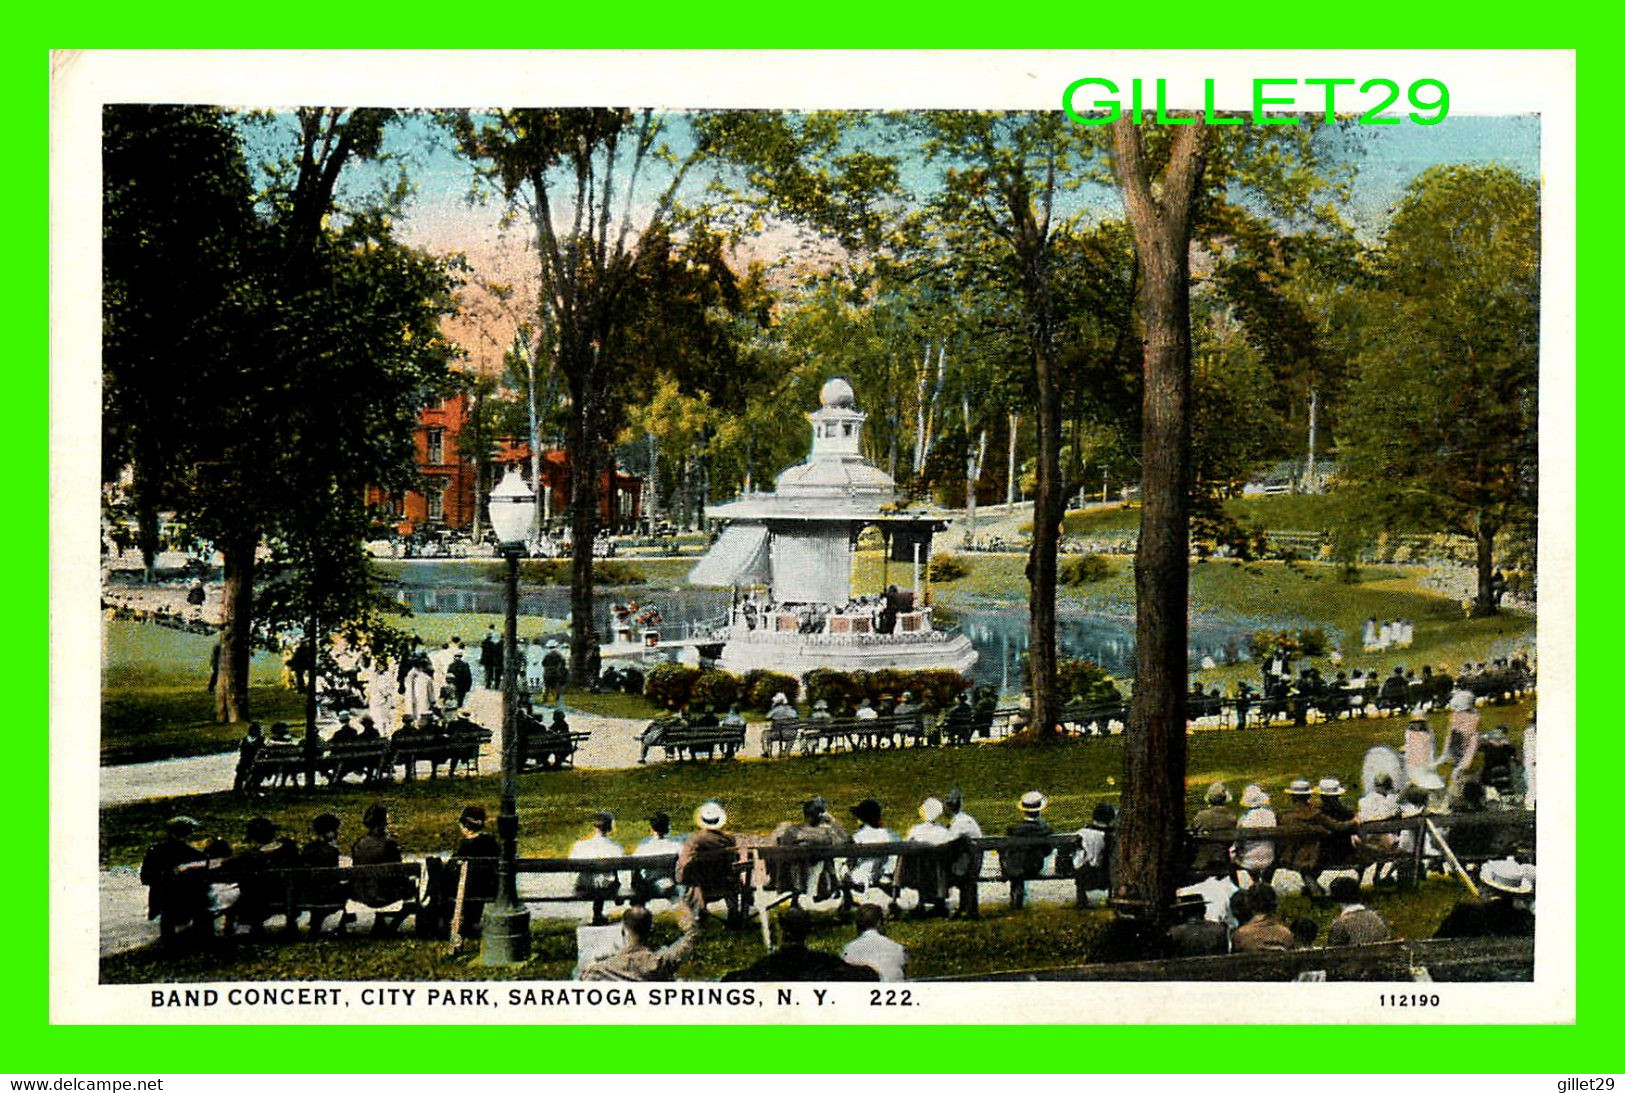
[1019, 790, 1048, 814]
[918, 797, 944, 823]
[695, 801, 728, 830]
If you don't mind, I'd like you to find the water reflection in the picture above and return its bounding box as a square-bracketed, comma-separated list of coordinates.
[391, 574, 1246, 689]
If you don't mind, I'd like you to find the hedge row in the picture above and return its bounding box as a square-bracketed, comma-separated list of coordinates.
[640, 662, 972, 714]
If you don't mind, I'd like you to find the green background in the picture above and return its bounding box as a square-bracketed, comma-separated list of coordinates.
[19, 27, 1607, 1076]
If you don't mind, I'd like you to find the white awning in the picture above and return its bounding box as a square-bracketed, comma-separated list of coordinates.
[687, 524, 773, 587]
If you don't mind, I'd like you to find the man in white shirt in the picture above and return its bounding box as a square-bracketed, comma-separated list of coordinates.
[944, 787, 984, 918]
[842, 903, 908, 981]
[569, 810, 624, 926]
[902, 797, 953, 916]
[629, 811, 685, 903]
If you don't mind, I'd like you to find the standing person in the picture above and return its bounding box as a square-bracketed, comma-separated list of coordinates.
[140, 816, 207, 945]
[541, 640, 569, 705]
[1001, 791, 1053, 910]
[944, 787, 983, 918]
[569, 811, 624, 926]
[677, 801, 743, 928]
[233, 722, 265, 795]
[841, 903, 909, 981]
[350, 804, 416, 936]
[404, 658, 435, 723]
[524, 637, 546, 696]
[479, 625, 502, 690]
[446, 650, 473, 708]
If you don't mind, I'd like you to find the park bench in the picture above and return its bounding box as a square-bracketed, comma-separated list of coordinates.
[391, 728, 492, 781]
[637, 718, 746, 762]
[168, 860, 428, 938]
[322, 740, 392, 785]
[517, 729, 592, 770]
[794, 713, 931, 754]
[1181, 809, 1535, 890]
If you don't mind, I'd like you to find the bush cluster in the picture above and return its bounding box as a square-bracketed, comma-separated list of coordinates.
[1245, 626, 1330, 662]
[1058, 553, 1110, 585]
[1053, 658, 1124, 707]
[928, 552, 970, 582]
[637, 664, 973, 714]
[506, 559, 647, 586]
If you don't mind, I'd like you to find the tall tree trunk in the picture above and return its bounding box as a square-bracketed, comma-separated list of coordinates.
[1472, 515, 1499, 617]
[567, 385, 601, 678]
[213, 531, 256, 723]
[1026, 346, 1064, 736]
[1111, 118, 1210, 920]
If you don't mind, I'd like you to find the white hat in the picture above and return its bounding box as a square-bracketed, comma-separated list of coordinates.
[918, 797, 944, 823]
[772, 692, 788, 705]
[1241, 784, 1270, 809]
[1480, 857, 1534, 895]
[1019, 790, 1047, 814]
[1450, 689, 1476, 712]
[695, 801, 728, 830]
[1318, 778, 1346, 797]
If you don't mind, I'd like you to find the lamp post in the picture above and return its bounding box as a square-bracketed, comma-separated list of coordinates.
[481, 464, 534, 964]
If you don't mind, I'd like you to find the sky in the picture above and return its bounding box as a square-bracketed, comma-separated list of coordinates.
[244, 110, 1542, 371]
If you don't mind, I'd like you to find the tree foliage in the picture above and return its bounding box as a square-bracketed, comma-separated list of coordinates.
[1338, 164, 1539, 613]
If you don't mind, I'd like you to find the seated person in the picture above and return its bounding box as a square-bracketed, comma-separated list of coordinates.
[762, 693, 800, 757]
[630, 812, 686, 903]
[898, 797, 953, 917]
[349, 803, 418, 935]
[1231, 885, 1296, 952]
[580, 902, 701, 982]
[569, 811, 624, 926]
[298, 812, 348, 936]
[639, 708, 683, 764]
[677, 802, 744, 927]
[224, 816, 299, 936]
[772, 797, 850, 905]
[1072, 802, 1117, 904]
[721, 908, 878, 982]
[1000, 791, 1053, 910]
[1188, 782, 1238, 878]
[140, 816, 208, 945]
[940, 692, 976, 746]
[425, 805, 499, 944]
[845, 799, 899, 910]
[1167, 893, 1229, 957]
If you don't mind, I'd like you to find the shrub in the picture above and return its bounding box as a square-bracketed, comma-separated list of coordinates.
[743, 669, 799, 711]
[508, 559, 647, 586]
[857, 667, 970, 711]
[643, 662, 700, 710]
[1297, 627, 1328, 658]
[689, 669, 742, 712]
[803, 668, 868, 715]
[1055, 658, 1122, 707]
[1059, 553, 1110, 585]
[928, 552, 969, 582]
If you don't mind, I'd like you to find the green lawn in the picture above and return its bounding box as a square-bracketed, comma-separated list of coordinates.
[102, 620, 304, 765]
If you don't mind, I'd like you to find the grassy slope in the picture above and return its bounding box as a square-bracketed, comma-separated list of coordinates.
[101, 620, 303, 765]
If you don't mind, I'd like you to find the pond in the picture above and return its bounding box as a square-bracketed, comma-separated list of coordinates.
[383, 562, 1249, 689]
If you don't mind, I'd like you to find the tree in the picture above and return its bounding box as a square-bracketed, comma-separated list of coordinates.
[1108, 119, 1212, 917]
[103, 105, 255, 580]
[451, 109, 726, 674]
[104, 106, 461, 723]
[1339, 165, 1538, 614]
[1104, 116, 1356, 918]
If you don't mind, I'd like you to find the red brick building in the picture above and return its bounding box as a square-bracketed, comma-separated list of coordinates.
[369, 392, 642, 536]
